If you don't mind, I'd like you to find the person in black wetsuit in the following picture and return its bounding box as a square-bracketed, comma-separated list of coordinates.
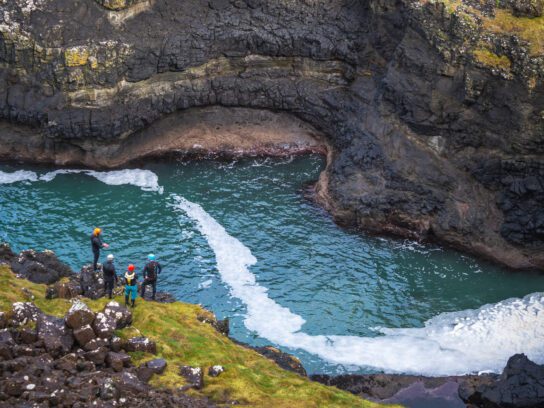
[90, 228, 109, 271]
[140, 253, 162, 301]
[102, 254, 118, 299]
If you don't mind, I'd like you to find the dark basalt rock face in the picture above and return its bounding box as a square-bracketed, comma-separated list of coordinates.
[312, 354, 544, 408]
[459, 354, 544, 408]
[0, 0, 543, 269]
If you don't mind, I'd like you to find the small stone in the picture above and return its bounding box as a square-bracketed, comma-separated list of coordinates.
[179, 365, 204, 390]
[208, 365, 224, 377]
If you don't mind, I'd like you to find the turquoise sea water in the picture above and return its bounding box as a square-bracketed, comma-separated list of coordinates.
[1, 156, 543, 376]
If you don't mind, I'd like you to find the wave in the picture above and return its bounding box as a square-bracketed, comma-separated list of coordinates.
[40, 169, 164, 193]
[173, 195, 544, 376]
[0, 170, 38, 184]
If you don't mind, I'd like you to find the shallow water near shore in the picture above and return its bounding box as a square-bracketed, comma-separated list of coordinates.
[1, 155, 543, 377]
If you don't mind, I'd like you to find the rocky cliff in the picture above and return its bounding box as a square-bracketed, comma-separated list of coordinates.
[1, 0, 543, 269]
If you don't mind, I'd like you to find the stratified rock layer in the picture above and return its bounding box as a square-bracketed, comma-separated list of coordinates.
[0, 0, 543, 269]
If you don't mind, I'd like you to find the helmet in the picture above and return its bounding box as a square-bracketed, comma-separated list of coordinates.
[127, 264, 135, 272]
[93, 228, 102, 236]
[107, 254, 114, 261]
[147, 254, 155, 261]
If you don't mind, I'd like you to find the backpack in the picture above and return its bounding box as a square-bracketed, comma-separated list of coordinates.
[146, 261, 158, 281]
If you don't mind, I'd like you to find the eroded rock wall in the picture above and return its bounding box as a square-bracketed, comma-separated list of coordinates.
[0, 0, 543, 269]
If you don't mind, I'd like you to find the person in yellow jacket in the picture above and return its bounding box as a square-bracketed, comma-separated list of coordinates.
[124, 264, 138, 308]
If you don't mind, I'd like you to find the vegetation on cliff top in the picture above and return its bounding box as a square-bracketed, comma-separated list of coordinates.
[483, 9, 544, 55]
[0, 265, 398, 408]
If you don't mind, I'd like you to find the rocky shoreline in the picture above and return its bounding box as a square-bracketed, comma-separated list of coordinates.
[1, 0, 543, 270]
[1, 243, 544, 407]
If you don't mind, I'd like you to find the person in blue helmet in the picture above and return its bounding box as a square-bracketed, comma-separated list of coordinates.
[140, 253, 162, 301]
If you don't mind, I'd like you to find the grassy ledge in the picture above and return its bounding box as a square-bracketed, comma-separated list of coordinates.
[0, 265, 399, 408]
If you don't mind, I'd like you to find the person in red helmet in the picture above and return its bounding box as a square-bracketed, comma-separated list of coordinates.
[124, 264, 138, 308]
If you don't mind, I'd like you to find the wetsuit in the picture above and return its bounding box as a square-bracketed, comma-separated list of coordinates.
[102, 260, 117, 299]
[124, 271, 138, 307]
[91, 234, 103, 271]
[140, 260, 162, 300]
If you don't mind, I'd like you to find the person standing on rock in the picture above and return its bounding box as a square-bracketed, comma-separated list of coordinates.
[140, 253, 162, 301]
[90, 228, 109, 271]
[124, 264, 138, 308]
[103, 254, 118, 299]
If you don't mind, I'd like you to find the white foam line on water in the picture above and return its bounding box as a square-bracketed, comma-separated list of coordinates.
[0, 170, 39, 184]
[40, 169, 164, 193]
[173, 194, 544, 376]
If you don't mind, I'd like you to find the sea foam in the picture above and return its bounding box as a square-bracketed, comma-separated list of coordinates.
[0, 170, 38, 184]
[39, 169, 163, 193]
[173, 195, 544, 376]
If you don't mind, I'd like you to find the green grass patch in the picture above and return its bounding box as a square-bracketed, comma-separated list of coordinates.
[483, 9, 544, 55]
[0, 266, 400, 407]
[473, 48, 512, 69]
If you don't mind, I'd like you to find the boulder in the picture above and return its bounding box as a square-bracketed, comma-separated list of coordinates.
[92, 312, 116, 339]
[36, 314, 74, 358]
[123, 337, 157, 354]
[83, 346, 108, 365]
[116, 371, 148, 394]
[10, 302, 43, 326]
[79, 264, 105, 299]
[103, 301, 132, 329]
[10, 249, 73, 284]
[55, 353, 78, 373]
[99, 377, 120, 400]
[509, 0, 543, 17]
[0, 329, 15, 360]
[73, 324, 96, 347]
[214, 319, 229, 336]
[0, 242, 15, 263]
[252, 346, 307, 377]
[82, 337, 109, 351]
[106, 351, 131, 372]
[65, 300, 95, 330]
[459, 354, 544, 408]
[208, 365, 224, 377]
[137, 358, 167, 382]
[18, 327, 38, 344]
[179, 365, 204, 390]
[46, 279, 82, 300]
[110, 336, 123, 352]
